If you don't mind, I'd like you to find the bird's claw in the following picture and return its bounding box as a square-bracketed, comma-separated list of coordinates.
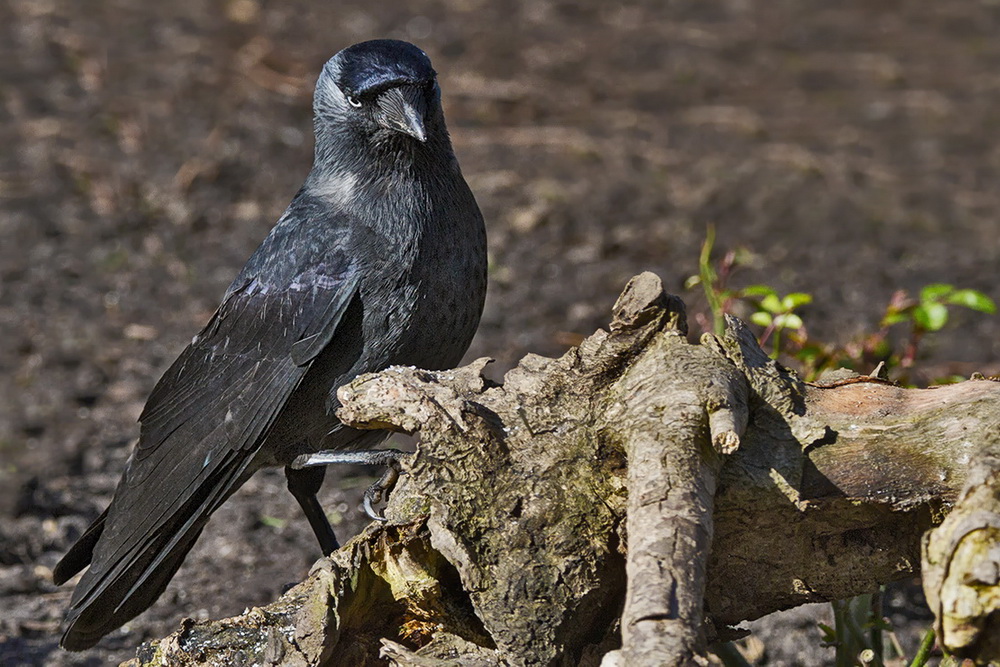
[362, 457, 403, 521]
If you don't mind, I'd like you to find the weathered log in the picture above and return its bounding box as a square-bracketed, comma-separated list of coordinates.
[124, 273, 1000, 667]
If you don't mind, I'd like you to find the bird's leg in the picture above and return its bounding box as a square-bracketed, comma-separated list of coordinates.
[291, 449, 408, 521]
[284, 465, 339, 556]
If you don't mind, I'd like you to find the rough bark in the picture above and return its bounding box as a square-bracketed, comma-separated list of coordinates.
[923, 429, 1000, 661]
[124, 273, 1000, 667]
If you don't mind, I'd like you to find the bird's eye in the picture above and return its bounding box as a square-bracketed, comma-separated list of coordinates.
[346, 95, 362, 108]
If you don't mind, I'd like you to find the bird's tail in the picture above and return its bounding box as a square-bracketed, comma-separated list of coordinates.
[59, 525, 207, 650]
[56, 455, 253, 651]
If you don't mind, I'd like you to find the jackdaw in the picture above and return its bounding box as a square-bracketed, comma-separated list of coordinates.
[53, 39, 487, 650]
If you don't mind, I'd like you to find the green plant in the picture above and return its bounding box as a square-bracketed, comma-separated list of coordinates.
[686, 228, 811, 357]
[685, 225, 759, 337]
[817, 592, 899, 667]
[909, 628, 937, 667]
[883, 284, 997, 369]
[687, 232, 996, 382]
[738, 285, 812, 359]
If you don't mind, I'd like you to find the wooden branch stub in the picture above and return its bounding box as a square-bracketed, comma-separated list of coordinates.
[610, 271, 686, 335]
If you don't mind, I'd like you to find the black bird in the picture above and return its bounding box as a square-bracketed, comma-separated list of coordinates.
[53, 39, 487, 650]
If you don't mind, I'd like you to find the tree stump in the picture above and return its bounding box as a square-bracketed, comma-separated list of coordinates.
[124, 273, 1000, 667]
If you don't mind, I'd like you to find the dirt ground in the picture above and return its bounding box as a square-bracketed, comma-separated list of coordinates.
[2, 1, 998, 665]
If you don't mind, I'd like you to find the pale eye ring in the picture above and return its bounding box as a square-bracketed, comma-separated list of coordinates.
[346, 94, 362, 108]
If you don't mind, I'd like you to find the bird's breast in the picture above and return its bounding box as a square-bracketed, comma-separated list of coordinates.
[355, 192, 486, 372]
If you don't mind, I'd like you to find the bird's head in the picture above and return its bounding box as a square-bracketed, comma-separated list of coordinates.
[314, 40, 442, 147]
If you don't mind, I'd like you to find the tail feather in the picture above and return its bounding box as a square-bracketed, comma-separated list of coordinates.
[53, 507, 108, 586]
[59, 525, 205, 651]
[58, 453, 254, 651]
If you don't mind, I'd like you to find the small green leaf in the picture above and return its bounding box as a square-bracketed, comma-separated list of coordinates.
[914, 302, 949, 331]
[947, 289, 997, 314]
[774, 313, 804, 330]
[684, 275, 702, 289]
[731, 247, 757, 267]
[782, 292, 813, 309]
[750, 311, 773, 327]
[920, 283, 954, 303]
[760, 294, 783, 313]
[740, 285, 778, 298]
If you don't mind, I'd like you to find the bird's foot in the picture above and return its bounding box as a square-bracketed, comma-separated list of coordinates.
[291, 448, 408, 521]
[363, 464, 401, 522]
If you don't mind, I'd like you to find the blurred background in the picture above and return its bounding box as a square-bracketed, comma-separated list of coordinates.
[2, 1, 998, 664]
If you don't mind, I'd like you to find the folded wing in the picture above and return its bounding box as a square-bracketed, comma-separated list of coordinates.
[57, 238, 358, 649]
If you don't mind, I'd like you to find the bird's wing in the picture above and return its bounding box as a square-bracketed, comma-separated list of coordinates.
[60, 224, 359, 648]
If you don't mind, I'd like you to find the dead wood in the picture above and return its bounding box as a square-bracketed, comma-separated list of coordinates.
[125, 273, 1000, 667]
[923, 427, 1000, 661]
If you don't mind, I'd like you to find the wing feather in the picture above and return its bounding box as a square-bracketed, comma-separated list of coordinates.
[60, 242, 360, 648]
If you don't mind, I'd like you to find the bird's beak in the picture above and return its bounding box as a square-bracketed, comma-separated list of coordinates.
[375, 85, 428, 142]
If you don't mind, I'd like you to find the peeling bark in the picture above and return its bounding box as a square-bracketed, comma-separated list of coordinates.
[125, 273, 1000, 667]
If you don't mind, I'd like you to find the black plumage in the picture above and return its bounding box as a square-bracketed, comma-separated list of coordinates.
[54, 39, 487, 650]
